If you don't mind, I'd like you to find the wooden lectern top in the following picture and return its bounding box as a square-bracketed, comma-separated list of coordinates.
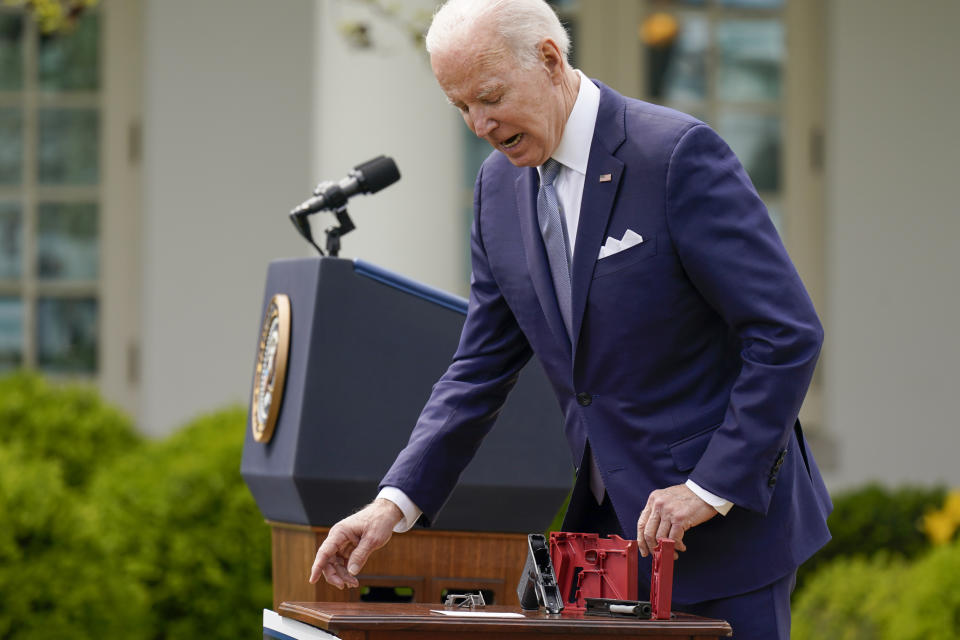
[278, 601, 732, 640]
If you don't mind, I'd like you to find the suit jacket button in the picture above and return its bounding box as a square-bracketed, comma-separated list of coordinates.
[576, 392, 592, 407]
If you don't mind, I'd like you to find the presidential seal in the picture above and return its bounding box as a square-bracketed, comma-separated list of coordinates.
[251, 294, 291, 443]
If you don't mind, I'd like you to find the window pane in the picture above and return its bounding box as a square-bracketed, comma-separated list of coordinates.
[0, 13, 24, 90]
[717, 111, 780, 192]
[0, 108, 23, 184]
[642, 12, 708, 103]
[36, 297, 97, 373]
[38, 12, 99, 91]
[717, 19, 783, 102]
[0, 296, 22, 370]
[0, 201, 21, 278]
[38, 108, 99, 184]
[37, 202, 98, 280]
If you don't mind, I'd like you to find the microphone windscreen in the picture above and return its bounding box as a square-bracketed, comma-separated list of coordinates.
[355, 155, 401, 194]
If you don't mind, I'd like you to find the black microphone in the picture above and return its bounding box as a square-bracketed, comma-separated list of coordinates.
[291, 155, 400, 216]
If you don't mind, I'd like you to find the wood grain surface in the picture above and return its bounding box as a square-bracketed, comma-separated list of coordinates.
[277, 601, 732, 639]
[270, 522, 529, 610]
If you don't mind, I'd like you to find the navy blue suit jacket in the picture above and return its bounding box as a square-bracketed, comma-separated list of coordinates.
[381, 81, 832, 603]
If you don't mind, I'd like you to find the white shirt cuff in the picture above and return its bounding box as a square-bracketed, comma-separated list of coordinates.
[686, 479, 734, 516]
[376, 486, 423, 532]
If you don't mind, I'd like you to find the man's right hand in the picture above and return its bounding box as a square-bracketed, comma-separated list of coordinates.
[308, 498, 404, 589]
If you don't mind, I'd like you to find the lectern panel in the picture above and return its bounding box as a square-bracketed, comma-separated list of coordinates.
[242, 257, 571, 532]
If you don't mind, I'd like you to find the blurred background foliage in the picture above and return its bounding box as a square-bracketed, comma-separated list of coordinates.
[0, 373, 139, 489]
[795, 483, 949, 589]
[0, 373, 270, 639]
[1, 0, 98, 35]
[1, 370, 959, 638]
[90, 407, 271, 639]
[792, 539, 960, 640]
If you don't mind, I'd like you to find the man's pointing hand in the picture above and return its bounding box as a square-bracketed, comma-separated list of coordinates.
[309, 498, 404, 589]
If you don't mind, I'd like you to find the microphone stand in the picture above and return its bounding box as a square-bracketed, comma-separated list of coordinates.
[324, 207, 355, 257]
[288, 206, 356, 258]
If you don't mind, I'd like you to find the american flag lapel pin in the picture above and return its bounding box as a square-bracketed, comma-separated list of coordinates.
[599, 173, 612, 183]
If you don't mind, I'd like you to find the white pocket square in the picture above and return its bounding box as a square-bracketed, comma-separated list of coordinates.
[598, 229, 643, 259]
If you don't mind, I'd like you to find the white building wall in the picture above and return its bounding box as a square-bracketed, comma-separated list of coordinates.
[140, 0, 464, 436]
[312, 0, 464, 295]
[141, 0, 315, 435]
[824, 0, 960, 488]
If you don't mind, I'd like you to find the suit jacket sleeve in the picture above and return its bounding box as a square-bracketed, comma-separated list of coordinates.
[665, 124, 823, 514]
[379, 164, 533, 525]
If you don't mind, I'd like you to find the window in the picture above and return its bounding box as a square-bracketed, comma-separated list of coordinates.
[0, 8, 100, 375]
[640, 0, 786, 230]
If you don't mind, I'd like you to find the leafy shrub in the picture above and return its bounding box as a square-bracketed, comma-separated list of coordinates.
[90, 407, 271, 639]
[0, 444, 148, 640]
[886, 539, 960, 640]
[797, 483, 946, 589]
[0, 372, 140, 489]
[0, 372, 147, 638]
[792, 553, 904, 640]
[793, 539, 960, 640]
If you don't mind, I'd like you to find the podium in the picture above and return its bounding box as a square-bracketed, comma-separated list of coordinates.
[267, 602, 733, 639]
[242, 258, 574, 608]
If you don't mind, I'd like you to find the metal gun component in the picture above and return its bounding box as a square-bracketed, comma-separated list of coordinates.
[516, 533, 565, 614]
[444, 592, 487, 608]
[585, 597, 654, 618]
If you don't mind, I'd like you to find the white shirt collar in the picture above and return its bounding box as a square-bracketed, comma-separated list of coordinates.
[547, 69, 600, 176]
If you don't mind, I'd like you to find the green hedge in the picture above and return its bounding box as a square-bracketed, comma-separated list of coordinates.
[888, 539, 960, 640]
[90, 407, 272, 639]
[793, 539, 960, 640]
[793, 552, 903, 640]
[797, 483, 946, 589]
[0, 373, 271, 639]
[0, 445, 150, 639]
[0, 374, 148, 640]
[0, 373, 140, 489]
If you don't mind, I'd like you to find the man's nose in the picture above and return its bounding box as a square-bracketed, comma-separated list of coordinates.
[472, 109, 496, 138]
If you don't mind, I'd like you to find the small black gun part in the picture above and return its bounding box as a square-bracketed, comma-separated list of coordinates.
[585, 598, 654, 619]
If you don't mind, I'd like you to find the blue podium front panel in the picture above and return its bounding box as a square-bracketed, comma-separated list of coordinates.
[241, 257, 570, 532]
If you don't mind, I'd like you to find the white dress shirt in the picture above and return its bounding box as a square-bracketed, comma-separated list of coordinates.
[378, 71, 731, 533]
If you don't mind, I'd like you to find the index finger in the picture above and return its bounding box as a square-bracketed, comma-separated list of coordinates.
[636, 503, 653, 557]
[310, 528, 359, 583]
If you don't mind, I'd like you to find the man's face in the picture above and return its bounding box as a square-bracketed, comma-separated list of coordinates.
[431, 32, 568, 168]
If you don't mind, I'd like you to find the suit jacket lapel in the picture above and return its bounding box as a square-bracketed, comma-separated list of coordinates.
[570, 86, 627, 352]
[515, 167, 572, 355]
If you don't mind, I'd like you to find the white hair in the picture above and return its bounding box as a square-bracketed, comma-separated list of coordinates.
[425, 0, 570, 69]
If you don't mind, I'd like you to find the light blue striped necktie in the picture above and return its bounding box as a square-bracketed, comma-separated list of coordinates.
[539, 159, 605, 502]
[537, 158, 573, 340]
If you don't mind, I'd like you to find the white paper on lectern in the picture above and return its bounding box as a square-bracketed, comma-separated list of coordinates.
[429, 610, 526, 618]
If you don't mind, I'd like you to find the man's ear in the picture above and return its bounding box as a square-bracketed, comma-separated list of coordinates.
[539, 38, 564, 81]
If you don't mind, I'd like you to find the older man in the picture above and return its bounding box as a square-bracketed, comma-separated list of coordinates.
[310, 1, 831, 638]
